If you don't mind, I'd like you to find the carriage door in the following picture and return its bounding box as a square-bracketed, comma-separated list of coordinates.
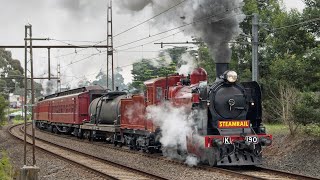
[79, 96, 89, 122]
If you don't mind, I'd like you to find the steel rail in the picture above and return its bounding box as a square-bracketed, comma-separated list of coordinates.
[33, 124, 320, 180]
[9, 124, 167, 180]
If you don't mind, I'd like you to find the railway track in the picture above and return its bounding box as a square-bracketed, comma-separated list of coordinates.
[9, 123, 168, 180]
[226, 166, 320, 180]
[30, 125, 319, 180]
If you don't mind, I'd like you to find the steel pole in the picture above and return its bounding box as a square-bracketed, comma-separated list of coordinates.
[252, 13, 259, 82]
[111, 0, 114, 90]
[29, 25, 36, 166]
[48, 48, 51, 80]
[23, 25, 28, 166]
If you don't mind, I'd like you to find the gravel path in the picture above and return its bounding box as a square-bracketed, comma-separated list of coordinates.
[0, 125, 105, 180]
[29, 127, 235, 180]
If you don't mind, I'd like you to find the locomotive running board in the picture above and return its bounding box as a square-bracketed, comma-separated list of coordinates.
[80, 124, 120, 132]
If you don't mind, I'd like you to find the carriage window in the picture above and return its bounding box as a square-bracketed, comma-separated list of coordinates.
[156, 87, 162, 101]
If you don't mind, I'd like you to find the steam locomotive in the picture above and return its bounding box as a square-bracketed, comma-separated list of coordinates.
[34, 62, 272, 166]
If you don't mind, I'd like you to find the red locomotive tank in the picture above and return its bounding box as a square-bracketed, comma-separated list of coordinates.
[190, 67, 207, 84]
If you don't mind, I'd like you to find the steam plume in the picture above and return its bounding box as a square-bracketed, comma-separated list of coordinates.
[146, 102, 205, 166]
[177, 53, 197, 75]
[116, 0, 244, 63]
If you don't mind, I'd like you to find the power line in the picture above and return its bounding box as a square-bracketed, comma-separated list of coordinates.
[51, 40, 106, 58]
[51, 1, 186, 59]
[117, 30, 184, 51]
[50, 38, 101, 44]
[113, 0, 187, 38]
[60, 50, 107, 69]
[271, 17, 320, 31]
[57, 6, 244, 75]
[61, 30, 183, 69]
[114, 6, 244, 49]
[53, 2, 241, 60]
[61, 55, 165, 84]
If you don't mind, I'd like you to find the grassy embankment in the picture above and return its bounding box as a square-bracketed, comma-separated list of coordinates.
[265, 123, 320, 137]
[5, 108, 30, 125]
[0, 151, 13, 180]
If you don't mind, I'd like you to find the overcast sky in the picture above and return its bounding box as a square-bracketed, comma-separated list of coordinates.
[0, 0, 306, 89]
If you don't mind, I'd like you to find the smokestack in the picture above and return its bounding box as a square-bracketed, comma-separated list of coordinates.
[216, 63, 229, 79]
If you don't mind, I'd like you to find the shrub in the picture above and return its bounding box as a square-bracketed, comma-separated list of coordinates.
[294, 92, 320, 125]
[14, 115, 23, 121]
[263, 81, 300, 135]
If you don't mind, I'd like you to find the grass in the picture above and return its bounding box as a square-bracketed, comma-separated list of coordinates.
[264, 123, 289, 135]
[8, 108, 21, 114]
[0, 151, 13, 180]
[265, 123, 320, 137]
[12, 119, 25, 125]
[301, 123, 320, 137]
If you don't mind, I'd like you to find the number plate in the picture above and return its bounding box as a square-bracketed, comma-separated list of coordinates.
[245, 136, 259, 144]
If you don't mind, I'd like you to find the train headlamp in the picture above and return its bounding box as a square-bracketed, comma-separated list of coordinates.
[226, 71, 238, 83]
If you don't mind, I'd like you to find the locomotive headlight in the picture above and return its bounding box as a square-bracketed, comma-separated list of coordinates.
[226, 71, 238, 83]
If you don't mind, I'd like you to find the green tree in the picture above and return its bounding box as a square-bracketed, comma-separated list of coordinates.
[163, 47, 186, 65]
[77, 76, 92, 88]
[230, 0, 284, 79]
[131, 59, 157, 90]
[294, 92, 320, 125]
[114, 67, 128, 90]
[269, 47, 320, 91]
[303, 0, 320, 36]
[197, 43, 216, 83]
[92, 70, 110, 88]
[0, 49, 24, 92]
[0, 95, 8, 126]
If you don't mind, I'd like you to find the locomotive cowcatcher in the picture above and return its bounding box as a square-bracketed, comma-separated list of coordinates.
[34, 62, 272, 166]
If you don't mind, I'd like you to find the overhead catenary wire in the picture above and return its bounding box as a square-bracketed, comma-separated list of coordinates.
[49, 38, 101, 44]
[55, 0, 187, 59]
[60, 50, 107, 69]
[60, 30, 183, 69]
[56, 1, 242, 59]
[113, 0, 187, 38]
[54, 6, 245, 70]
[114, 6, 245, 49]
[271, 17, 320, 31]
[53, 3, 242, 60]
[117, 30, 185, 51]
[61, 54, 166, 85]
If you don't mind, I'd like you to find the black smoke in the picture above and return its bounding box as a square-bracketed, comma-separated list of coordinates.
[116, 0, 244, 63]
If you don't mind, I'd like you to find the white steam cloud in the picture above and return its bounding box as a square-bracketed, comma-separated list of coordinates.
[146, 102, 204, 166]
[150, 52, 173, 68]
[177, 53, 197, 75]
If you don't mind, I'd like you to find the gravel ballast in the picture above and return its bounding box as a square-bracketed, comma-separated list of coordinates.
[28, 127, 235, 180]
[262, 133, 320, 179]
[0, 125, 105, 180]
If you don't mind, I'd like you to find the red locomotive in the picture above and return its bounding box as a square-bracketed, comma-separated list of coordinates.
[34, 63, 272, 166]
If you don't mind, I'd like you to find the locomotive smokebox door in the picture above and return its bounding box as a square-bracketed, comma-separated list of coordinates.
[210, 85, 247, 120]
